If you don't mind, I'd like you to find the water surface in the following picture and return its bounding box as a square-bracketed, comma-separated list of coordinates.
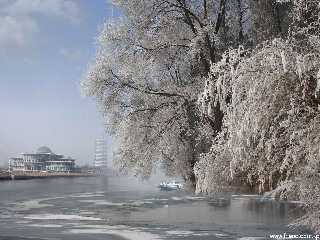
[0, 176, 307, 240]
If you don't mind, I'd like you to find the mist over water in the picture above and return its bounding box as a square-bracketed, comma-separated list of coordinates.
[0, 176, 308, 240]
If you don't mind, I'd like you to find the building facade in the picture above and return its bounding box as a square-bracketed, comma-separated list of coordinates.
[9, 146, 75, 173]
[94, 138, 108, 171]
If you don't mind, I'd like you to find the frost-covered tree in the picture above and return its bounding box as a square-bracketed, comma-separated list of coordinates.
[196, 0, 320, 232]
[82, 0, 252, 185]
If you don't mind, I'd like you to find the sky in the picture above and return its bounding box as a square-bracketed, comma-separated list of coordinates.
[0, 0, 115, 167]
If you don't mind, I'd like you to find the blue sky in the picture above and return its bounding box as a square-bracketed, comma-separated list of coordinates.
[0, 0, 114, 166]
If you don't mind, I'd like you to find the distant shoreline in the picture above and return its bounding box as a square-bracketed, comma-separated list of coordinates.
[0, 171, 96, 181]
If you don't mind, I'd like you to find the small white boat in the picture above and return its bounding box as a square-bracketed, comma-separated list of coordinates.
[158, 181, 183, 191]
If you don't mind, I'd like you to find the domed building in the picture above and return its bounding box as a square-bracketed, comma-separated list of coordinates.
[9, 146, 75, 172]
[36, 146, 53, 154]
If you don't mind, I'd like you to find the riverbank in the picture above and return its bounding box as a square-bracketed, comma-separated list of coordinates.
[0, 171, 96, 181]
[0, 172, 10, 181]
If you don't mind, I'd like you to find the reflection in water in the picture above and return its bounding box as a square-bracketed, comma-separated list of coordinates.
[244, 197, 304, 221]
[208, 197, 231, 209]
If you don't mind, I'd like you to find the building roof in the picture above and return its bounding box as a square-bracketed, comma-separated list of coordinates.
[36, 146, 53, 154]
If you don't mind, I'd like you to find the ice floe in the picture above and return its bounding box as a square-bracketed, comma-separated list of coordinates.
[143, 198, 169, 201]
[185, 196, 206, 200]
[13, 199, 54, 211]
[29, 224, 63, 228]
[24, 214, 103, 221]
[166, 230, 195, 235]
[171, 196, 184, 201]
[78, 199, 125, 206]
[70, 192, 105, 198]
[78, 199, 153, 207]
[66, 224, 161, 240]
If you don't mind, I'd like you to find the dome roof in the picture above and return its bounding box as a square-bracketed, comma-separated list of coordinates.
[36, 146, 53, 154]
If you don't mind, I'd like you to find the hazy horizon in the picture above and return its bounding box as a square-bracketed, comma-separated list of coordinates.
[0, 0, 114, 167]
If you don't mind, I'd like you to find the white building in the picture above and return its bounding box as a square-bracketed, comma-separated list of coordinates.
[9, 146, 75, 173]
[94, 138, 108, 171]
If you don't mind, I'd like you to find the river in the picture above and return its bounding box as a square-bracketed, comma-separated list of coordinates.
[0, 176, 308, 240]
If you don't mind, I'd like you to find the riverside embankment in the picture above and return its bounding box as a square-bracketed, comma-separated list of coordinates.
[0, 171, 95, 181]
[0, 172, 10, 181]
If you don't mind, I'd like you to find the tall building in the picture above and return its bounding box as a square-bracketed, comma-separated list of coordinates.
[94, 138, 108, 171]
[9, 146, 75, 173]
